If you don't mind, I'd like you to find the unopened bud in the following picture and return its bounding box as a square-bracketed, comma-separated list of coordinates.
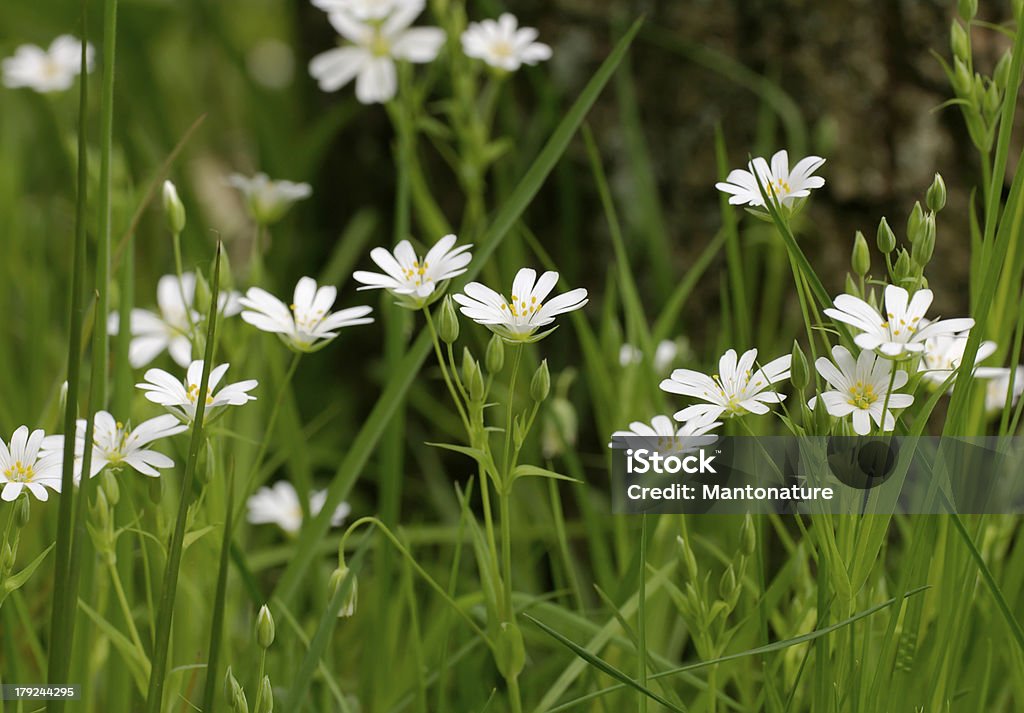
[952, 58, 972, 96]
[163, 180, 186, 235]
[740, 515, 756, 557]
[958, 0, 977, 20]
[328, 566, 358, 617]
[255, 676, 273, 713]
[437, 297, 459, 345]
[1, 543, 13, 575]
[894, 249, 913, 282]
[100, 469, 120, 507]
[194, 270, 213, 317]
[718, 564, 737, 601]
[995, 51, 1013, 92]
[14, 495, 30, 529]
[467, 359, 485, 402]
[494, 620, 526, 680]
[907, 202, 925, 244]
[813, 392, 832, 434]
[676, 535, 699, 582]
[951, 21, 970, 63]
[852, 231, 871, 277]
[485, 333, 505, 373]
[926, 174, 947, 213]
[256, 604, 276, 649]
[791, 341, 809, 391]
[912, 214, 936, 267]
[844, 273, 859, 297]
[530, 360, 551, 402]
[984, 81, 1001, 118]
[877, 217, 896, 253]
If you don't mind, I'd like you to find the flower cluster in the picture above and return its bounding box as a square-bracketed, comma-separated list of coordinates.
[309, 1, 551, 104]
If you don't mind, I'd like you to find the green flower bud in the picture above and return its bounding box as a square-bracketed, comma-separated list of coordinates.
[530, 360, 551, 402]
[328, 566, 358, 617]
[1, 543, 14, 576]
[907, 202, 925, 244]
[485, 333, 505, 373]
[676, 535, 699, 582]
[232, 687, 249, 713]
[256, 604, 276, 649]
[740, 514, 756, 557]
[790, 341, 810, 391]
[844, 274, 859, 298]
[224, 667, 239, 705]
[194, 270, 213, 317]
[437, 297, 459, 345]
[950, 21, 970, 63]
[813, 391, 832, 434]
[958, 0, 977, 20]
[852, 231, 871, 277]
[100, 469, 120, 507]
[926, 174, 947, 213]
[14, 495, 30, 529]
[877, 217, 897, 253]
[718, 564, 737, 601]
[494, 620, 526, 680]
[894, 249, 913, 282]
[467, 359, 485, 403]
[912, 214, 936, 267]
[91, 488, 110, 533]
[952, 58, 972, 96]
[984, 81, 1001, 118]
[995, 51, 1013, 92]
[255, 676, 273, 713]
[163, 180, 186, 235]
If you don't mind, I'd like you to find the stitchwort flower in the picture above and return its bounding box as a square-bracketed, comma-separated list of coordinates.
[825, 285, 975, 359]
[43, 412, 187, 482]
[461, 14, 552, 72]
[453, 267, 588, 342]
[610, 415, 721, 455]
[109, 272, 241, 369]
[715, 150, 826, 209]
[137, 361, 258, 424]
[309, 0, 445, 104]
[919, 329, 997, 387]
[352, 234, 472, 308]
[246, 481, 352, 535]
[2, 35, 94, 93]
[660, 348, 792, 422]
[0, 427, 62, 502]
[227, 173, 312, 225]
[239, 277, 374, 352]
[977, 366, 1024, 414]
[809, 345, 914, 435]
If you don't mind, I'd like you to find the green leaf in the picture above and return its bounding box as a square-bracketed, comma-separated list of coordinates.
[510, 464, 582, 485]
[2, 544, 54, 594]
[78, 598, 151, 695]
[273, 17, 645, 607]
[427, 442, 499, 485]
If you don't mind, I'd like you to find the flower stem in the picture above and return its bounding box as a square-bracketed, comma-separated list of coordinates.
[423, 307, 471, 432]
[502, 344, 524, 478]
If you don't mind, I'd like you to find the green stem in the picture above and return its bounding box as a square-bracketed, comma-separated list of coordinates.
[423, 307, 471, 432]
[107, 558, 144, 655]
[503, 345, 524, 477]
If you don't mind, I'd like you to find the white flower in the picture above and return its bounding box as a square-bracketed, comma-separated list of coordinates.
[2, 35, 94, 93]
[977, 366, 1024, 414]
[108, 272, 242, 369]
[610, 414, 720, 454]
[352, 234, 472, 308]
[309, 0, 446, 104]
[715, 150, 825, 208]
[809, 345, 914, 435]
[239, 277, 374, 352]
[43, 412, 187, 482]
[453, 268, 588, 342]
[919, 329, 997, 387]
[312, 0, 400, 20]
[137, 360, 258, 424]
[227, 173, 312, 225]
[824, 285, 975, 359]
[461, 13, 552, 72]
[660, 348, 791, 422]
[654, 340, 682, 374]
[0, 427, 62, 502]
[619, 344, 643, 367]
[247, 480, 352, 535]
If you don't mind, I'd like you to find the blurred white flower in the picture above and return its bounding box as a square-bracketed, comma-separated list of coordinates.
[239, 276, 374, 352]
[660, 348, 791, 422]
[809, 345, 914, 435]
[977, 366, 1024, 414]
[461, 13, 551, 72]
[453, 268, 588, 342]
[610, 414, 720, 454]
[43, 412, 186, 482]
[353, 234, 472, 308]
[309, 0, 445, 104]
[825, 285, 975, 359]
[108, 272, 242, 369]
[312, 0, 400, 20]
[2, 35, 94, 93]
[227, 173, 312, 225]
[618, 344, 642, 367]
[715, 150, 825, 208]
[247, 480, 351, 534]
[0, 427, 62, 502]
[654, 339, 682, 373]
[137, 361, 258, 424]
[919, 329, 997, 387]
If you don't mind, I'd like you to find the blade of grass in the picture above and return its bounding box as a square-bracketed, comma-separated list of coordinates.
[199, 463, 236, 713]
[272, 17, 645, 606]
